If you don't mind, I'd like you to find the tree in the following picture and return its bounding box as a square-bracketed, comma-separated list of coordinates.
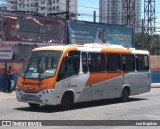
[135, 33, 160, 55]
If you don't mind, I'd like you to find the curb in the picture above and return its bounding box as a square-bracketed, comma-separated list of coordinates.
[151, 83, 160, 88]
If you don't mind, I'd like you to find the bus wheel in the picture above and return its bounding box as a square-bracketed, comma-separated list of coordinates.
[121, 88, 130, 102]
[28, 103, 40, 109]
[60, 93, 73, 110]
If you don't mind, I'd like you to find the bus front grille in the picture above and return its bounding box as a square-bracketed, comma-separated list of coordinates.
[20, 94, 43, 103]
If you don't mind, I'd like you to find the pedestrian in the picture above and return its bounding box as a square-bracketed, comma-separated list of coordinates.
[5, 65, 13, 93]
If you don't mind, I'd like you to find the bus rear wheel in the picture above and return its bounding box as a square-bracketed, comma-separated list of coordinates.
[60, 93, 73, 110]
[121, 88, 130, 102]
[28, 103, 40, 109]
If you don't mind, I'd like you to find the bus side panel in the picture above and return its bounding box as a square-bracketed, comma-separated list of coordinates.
[54, 74, 91, 104]
[107, 76, 123, 99]
[91, 76, 123, 100]
[124, 72, 151, 95]
[137, 72, 151, 94]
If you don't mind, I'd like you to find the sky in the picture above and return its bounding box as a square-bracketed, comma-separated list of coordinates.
[0, 0, 5, 4]
[78, 0, 160, 33]
[78, 0, 99, 22]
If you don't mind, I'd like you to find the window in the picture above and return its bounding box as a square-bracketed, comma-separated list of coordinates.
[106, 54, 121, 71]
[136, 55, 149, 71]
[41, 7, 45, 10]
[88, 53, 105, 73]
[48, 7, 52, 11]
[41, 0, 45, 4]
[82, 52, 88, 73]
[20, 51, 62, 79]
[57, 51, 80, 81]
[121, 54, 135, 71]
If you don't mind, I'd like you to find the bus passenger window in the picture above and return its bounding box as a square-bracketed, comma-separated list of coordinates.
[121, 54, 135, 71]
[88, 53, 105, 73]
[57, 51, 80, 81]
[106, 54, 121, 72]
[136, 55, 149, 71]
[82, 52, 88, 73]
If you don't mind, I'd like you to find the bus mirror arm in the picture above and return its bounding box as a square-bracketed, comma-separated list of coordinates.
[38, 63, 42, 80]
[38, 74, 41, 80]
[23, 63, 31, 81]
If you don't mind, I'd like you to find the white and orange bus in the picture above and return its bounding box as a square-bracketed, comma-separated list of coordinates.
[16, 43, 151, 109]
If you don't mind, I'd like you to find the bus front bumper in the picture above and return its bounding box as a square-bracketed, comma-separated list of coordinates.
[16, 87, 57, 105]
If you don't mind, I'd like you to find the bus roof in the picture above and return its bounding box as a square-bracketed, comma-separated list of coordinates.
[32, 43, 149, 55]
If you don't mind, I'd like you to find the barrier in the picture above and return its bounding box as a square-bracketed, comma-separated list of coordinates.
[151, 71, 160, 83]
[0, 73, 19, 92]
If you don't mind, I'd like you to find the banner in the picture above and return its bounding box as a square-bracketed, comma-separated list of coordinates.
[0, 13, 67, 44]
[0, 43, 15, 51]
[68, 21, 134, 48]
[0, 52, 13, 60]
[0, 120, 159, 126]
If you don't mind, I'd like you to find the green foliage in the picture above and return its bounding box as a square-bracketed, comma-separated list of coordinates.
[134, 33, 160, 55]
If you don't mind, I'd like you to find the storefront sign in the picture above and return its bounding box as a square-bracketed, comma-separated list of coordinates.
[0, 52, 13, 59]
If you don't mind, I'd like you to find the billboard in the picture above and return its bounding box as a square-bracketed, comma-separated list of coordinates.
[0, 12, 67, 60]
[0, 12, 67, 44]
[68, 21, 134, 48]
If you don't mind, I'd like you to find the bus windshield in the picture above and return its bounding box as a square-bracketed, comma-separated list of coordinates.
[20, 50, 62, 79]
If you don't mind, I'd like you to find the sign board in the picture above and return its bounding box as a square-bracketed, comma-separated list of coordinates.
[0, 52, 13, 60]
[68, 21, 134, 48]
[0, 43, 15, 51]
[0, 13, 67, 44]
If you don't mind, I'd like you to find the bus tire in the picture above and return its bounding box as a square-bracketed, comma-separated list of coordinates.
[121, 87, 130, 102]
[60, 93, 73, 110]
[28, 103, 40, 109]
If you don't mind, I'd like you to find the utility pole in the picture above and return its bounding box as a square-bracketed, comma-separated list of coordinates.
[141, 19, 144, 49]
[122, 0, 136, 31]
[48, 0, 72, 20]
[144, 0, 156, 52]
[93, 11, 96, 23]
[66, 0, 70, 20]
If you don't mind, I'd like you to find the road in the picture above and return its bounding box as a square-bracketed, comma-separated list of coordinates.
[0, 88, 160, 129]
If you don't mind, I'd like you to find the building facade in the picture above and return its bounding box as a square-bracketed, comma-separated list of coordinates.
[99, 0, 141, 32]
[3, 0, 77, 18]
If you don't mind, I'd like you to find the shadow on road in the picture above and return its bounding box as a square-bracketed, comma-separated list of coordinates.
[14, 97, 148, 113]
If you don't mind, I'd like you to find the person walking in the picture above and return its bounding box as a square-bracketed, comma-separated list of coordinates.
[5, 65, 13, 93]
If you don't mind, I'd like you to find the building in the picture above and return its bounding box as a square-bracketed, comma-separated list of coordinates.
[0, 4, 7, 11]
[99, 0, 141, 32]
[3, 0, 77, 19]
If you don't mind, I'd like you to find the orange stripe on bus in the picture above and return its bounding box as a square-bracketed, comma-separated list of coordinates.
[101, 48, 131, 54]
[85, 72, 128, 87]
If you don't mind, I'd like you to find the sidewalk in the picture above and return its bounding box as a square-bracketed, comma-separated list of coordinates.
[151, 83, 160, 88]
[0, 91, 16, 100]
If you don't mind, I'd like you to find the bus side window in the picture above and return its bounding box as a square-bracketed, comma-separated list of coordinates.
[88, 53, 105, 73]
[57, 51, 80, 81]
[136, 55, 149, 71]
[121, 54, 135, 71]
[106, 53, 121, 72]
[82, 52, 88, 73]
